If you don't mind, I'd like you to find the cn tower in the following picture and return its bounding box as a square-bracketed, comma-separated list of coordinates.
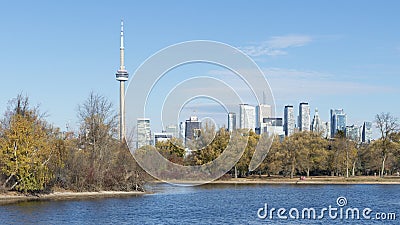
[116, 20, 129, 141]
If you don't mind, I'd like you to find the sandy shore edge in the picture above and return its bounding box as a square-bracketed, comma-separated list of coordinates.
[210, 180, 400, 185]
[149, 177, 400, 185]
[0, 191, 146, 205]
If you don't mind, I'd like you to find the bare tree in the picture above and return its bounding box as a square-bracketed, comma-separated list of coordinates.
[71, 92, 145, 191]
[375, 112, 399, 177]
[1, 93, 46, 129]
[78, 92, 118, 141]
[77, 92, 118, 190]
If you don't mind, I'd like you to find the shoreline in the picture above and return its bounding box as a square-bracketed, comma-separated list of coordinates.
[210, 179, 400, 185]
[150, 176, 400, 185]
[2, 176, 399, 205]
[0, 191, 146, 205]
[212, 176, 400, 185]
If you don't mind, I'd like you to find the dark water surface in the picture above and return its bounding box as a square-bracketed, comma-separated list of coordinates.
[1, 184, 399, 224]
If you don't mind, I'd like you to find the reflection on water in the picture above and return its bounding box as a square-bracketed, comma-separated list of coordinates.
[1, 184, 399, 224]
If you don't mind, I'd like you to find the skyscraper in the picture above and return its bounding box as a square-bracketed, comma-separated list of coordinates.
[263, 117, 284, 138]
[322, 121, 330, 139]
[165, 124, 179, 138]
[185, 116, 201, 142]
[137, 118, 151, 148]
[311, 109, 330, 138]
[346, 125, 361, 143]
[362, 121, 373, 143]
[115, 20, 129, 141]
[239, 104, 256, 130]
[311, 108, 322, 133]
[179, 122, 186, 140]
[284, 105, 295, 136]
[330, 109, 347, 138]
[227, 112, 236, 132]
[298, 102, 310, 131]
[256, 104, 272, 128]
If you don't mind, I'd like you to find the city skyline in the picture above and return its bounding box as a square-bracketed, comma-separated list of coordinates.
[1, 1, 399, 138]
[1, 2, 400, 223]
[141, 101, 374, 147]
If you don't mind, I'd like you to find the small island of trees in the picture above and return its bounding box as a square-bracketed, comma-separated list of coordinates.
[0, 93, 146, 194]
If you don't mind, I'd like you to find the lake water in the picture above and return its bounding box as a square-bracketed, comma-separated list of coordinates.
[1, 184, 399, 224]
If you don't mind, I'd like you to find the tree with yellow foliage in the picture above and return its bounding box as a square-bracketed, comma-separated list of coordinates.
[0, 95, 53, 193]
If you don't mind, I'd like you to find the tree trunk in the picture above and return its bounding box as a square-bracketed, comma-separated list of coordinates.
[290, 151, 296, 179]
[307, 168, 310, 177]
[352, 161, 356, 177]
[10, 181, 18, 190]
[290, 163, 295, 179]
[346, 148, 349, 178]
[381, 154, 386, 178]
[234, 166, 238, 179]
[2, 173, 15, 188]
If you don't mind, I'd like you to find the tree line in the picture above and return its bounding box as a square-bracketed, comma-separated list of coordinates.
[155, 113, 400, 179]
[2, 92, 398, 193]
[0, 93, 146, 193]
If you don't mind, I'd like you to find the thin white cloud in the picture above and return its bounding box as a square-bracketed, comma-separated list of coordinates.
[266, 35, 313, 49]
[239, 35, 313, 57]
[207, 67, 397, 99]
[263, 67, 397, 99]
[263, 67, 333, 80]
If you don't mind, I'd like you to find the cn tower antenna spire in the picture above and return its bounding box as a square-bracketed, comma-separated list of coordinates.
[116, 19, 129, 141]
[120, 20, 125, 70]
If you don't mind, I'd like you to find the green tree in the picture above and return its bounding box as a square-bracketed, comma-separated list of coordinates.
[297, 132, 329, 177]
[375, 113, 399, 177]
[281, 133, 302, 179]
[327, 131, 345, 176]
[280, 132, 328, 178]
[191, 125, 229, 166]
[235, 130, 259, 177]
[331, 131, 359, 178]
[358, 143, 380, 175]
[391, 132, 400, 173]
[259, 136, 284, 176]
[155, 138, 185, 165]
[348, 141, 359, 177]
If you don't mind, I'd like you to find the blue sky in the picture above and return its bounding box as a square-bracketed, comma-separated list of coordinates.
[1, 1, 399, 136]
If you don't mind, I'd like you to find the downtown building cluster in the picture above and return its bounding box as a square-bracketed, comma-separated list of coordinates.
[136, 102, 373, 149]
[228, 102, 373, 144]
[136, 116, 200, 149]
